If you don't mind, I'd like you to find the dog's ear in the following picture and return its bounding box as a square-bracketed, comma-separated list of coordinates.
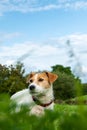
[45, 72, 58, 83]
[26, 72, 35, 83]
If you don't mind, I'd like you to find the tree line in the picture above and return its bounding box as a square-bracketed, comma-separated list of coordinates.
[0, 62, 87, 101]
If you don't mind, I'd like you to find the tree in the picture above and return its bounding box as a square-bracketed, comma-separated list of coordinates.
[52, 65, 74, 76]
[82, 83, 87, 95]
[51, 65, 81, 100]
[0, 62, 27, 95]
[0, 64, 10, 93]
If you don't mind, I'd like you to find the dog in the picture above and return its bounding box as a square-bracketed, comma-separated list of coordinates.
[11, 71, 58, 116]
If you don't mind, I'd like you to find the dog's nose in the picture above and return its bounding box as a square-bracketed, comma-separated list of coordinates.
[29, 85, 35, 90]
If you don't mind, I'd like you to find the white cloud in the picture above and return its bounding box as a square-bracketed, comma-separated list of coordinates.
[1, 33, 87, 66]
[51, 33, 87, 48]
[0, 33, 87, 82]
[73, 1, 87, 10]
[0, 40, 67, 74]
[0, 0, 87, 15]
[49, 33, 87, 79]
[0, 32, 22, 44]
[81, 65, 87, 82]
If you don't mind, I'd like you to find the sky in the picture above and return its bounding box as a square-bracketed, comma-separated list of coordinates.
[0, 0, 87, 83]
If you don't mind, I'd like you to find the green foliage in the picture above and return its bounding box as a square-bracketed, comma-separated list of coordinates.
[51, 65, 82, 100]
[65, 95, 87, 104]
[52, 65, 74, 76]
[0, 62, 86, 101]
[82, 83, 87, 95]
[0, 94, 87, 130]
[0, 62, 27, 95]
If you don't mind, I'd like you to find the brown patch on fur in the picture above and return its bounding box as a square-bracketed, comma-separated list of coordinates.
[45, 72, 58, 83]
[34, 72, 50, 88]
[39, 72, 51, 88]
[26, 72, 58, 88]
[26, 72, 36, 83]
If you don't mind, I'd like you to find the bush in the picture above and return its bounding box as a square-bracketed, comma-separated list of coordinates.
[0, 63, 84, 100]
[51, 65, 82, 100]
[0, 62, 27, 95]
[53, 71, 76, 100]
[82, 83, 87, 95]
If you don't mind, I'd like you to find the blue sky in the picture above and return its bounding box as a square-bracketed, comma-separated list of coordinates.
[0, 0, 87, 82]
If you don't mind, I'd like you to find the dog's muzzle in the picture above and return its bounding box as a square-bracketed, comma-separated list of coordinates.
[29, 85, 35, 91]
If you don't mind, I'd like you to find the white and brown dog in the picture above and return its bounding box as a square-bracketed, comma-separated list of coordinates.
[11, 71, 58, 116]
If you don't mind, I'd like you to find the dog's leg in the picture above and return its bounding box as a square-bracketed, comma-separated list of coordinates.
[30, 105, 45, 116]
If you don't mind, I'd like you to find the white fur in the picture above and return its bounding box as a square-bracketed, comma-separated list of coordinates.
[11, 73, 54, 116]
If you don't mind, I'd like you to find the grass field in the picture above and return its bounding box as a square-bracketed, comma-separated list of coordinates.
[65, 95, 87, 104]
[0, 94, 87, 130]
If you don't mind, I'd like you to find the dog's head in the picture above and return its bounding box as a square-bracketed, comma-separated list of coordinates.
[26, 72, 58, 96]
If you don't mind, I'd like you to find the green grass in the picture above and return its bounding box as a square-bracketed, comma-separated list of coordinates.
[0, 94, 87, 130]
[65, 95, 87, 104]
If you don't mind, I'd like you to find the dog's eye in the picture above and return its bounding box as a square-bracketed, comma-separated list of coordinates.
[38, 78, 44, 82]
[29, 79, 33, 83]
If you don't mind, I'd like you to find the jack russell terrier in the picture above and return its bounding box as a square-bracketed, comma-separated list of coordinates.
[11, 71, 58, 116]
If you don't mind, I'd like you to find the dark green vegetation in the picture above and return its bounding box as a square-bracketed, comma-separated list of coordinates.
[0, 62, 87, 101]
[65, 95, 87, 104]
[52, 65, 81, 100]
[0, 62, 27, 95]
[0, 94, 87, 130]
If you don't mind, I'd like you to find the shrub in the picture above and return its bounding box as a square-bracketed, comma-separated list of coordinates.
[0, 62, 27, 95]
[51, 65, 82, 100]
[82, 83, 87, 95]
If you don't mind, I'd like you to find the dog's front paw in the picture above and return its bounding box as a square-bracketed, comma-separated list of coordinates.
[30, 105, 44, 116]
